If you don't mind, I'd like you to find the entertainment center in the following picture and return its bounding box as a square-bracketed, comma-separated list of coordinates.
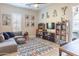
[36, 20, 68, 45]
[36, 23, 55, 42]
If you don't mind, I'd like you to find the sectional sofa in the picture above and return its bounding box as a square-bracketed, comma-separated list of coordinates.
[0, 32, 17, 55]
[0, 38, 17, 55]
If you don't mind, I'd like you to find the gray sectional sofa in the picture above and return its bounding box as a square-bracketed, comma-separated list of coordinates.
[0, 32, 25, 55]
[0, 38, 17, 55]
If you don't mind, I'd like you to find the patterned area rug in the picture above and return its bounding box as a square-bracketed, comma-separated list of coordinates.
[17, 38, 59, 56]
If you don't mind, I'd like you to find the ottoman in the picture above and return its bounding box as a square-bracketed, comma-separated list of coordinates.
[15, 37, 25, 44]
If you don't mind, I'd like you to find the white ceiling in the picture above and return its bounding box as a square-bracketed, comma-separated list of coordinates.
[8, 3, 48, 10]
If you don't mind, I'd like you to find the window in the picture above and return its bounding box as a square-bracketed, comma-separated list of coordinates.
[12, 13, 22, 32]
[72, 6, 79, 39]
[73, 7, 79, 31]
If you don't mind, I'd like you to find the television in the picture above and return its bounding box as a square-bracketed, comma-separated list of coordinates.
[47, 23, 55, 29]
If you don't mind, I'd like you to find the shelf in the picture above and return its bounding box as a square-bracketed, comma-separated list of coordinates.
[56, 20, 68, 44]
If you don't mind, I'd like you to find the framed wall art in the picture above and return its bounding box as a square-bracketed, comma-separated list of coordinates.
[53, 9, 57, 17]
[31, 16, 35, 20]
[26, 22, 29, 27]
[2, 14, 11, 26]
[46, 12, 49, 18]
[31, 22, 35, 27]
[25, 15, 29, 20]
[41, 13, 44, 19]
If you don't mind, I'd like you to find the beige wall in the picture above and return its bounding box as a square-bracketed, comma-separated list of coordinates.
[38, 4, 72, 27]
[0, 4, 39, 37]
[0, 3, 78, 39]
[38, 3, 78, 42]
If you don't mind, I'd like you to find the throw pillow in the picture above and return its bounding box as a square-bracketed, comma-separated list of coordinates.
[3, 32, 10, 40]
[0, 33, 5, 42]
[6, 32, 15, 38]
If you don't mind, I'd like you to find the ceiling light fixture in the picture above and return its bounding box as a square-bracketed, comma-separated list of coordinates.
[33, 4, 39, 8]
[25, 3, 45, 8]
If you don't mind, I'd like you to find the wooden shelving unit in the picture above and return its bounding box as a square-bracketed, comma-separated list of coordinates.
[36, 20, 69, 45]
[56, 22, 61, 44]
[36, 23, 45, 38]
[36, 23, 55, 42]
[56, 20, 68, 46]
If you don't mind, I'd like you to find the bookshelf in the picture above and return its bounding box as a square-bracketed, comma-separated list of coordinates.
[56, 20, 68, 46]
[36, 23, 55, 42]
[36, 23, 45, 38]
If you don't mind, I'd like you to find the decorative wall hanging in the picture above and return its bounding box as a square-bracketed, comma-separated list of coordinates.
[2, 14, 11, 26]
[26, 22, 29, 27]
[74, 7, 79, 16]
[41, 13, 44, 19]
[61, 17, 64, 21]
[46, 12, 49, 18]
[31, 22, 35, 27]
[32, 16, 35, 20]
[25, 15, 29, 19]
[61, 17, 68, 22]
[61, 6, 68, 15]
[53, 9, 57, 17]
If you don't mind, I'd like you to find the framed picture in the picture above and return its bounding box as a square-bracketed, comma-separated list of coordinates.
[31, 22, 35, 27]
[2, 14, 11, 26]
[32, 16, 35, 20]
[25, 15, 29, 20]
[26, 22, 29, 27]
[41, 13, 44, 19]
[46, 12, 49, 18]
[53, 9, 57, 17]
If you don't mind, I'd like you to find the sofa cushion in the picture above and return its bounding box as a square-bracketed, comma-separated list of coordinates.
[14, 32, 22, 36]
[0, 38, 17, 55]
[0, 33, 5, 42]
[3, 32, 10, 40]
[0, 38, 17, 48]
[6, 32, 15, 38]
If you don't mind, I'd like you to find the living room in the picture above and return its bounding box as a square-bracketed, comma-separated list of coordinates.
[0, 3, 79, 56]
